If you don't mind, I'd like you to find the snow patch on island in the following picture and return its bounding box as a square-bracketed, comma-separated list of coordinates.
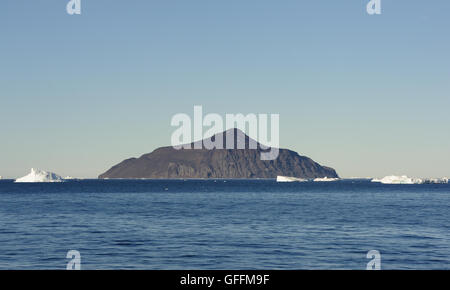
[15, 168, 64, 183]
[276, 176, 308, 182]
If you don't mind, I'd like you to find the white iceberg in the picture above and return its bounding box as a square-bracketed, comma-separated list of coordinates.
[313, 177, 340, 182]
[15, 168, 64, 183]
[422, 177, 448, 184]
[63, 176, 83, 181]
[372, 175, 449, 184]
[276, 176, 308, 182]
[371, 175, 423, 184]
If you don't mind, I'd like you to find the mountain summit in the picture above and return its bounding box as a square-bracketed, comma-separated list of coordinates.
[98, 129, 338, 179]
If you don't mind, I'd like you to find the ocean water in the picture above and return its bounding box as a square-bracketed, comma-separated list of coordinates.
[0, 179, 449, 270]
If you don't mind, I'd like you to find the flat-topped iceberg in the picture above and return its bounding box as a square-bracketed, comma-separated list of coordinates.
[313, 177, 340, 182]
[276, 176, 308, 182]
[15, 168, 64, 183]
[371, 175, 421, 184]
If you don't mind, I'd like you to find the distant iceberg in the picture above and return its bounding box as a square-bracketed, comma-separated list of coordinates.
[313, 177, 340, 182]
[372, 175, 449, 185]
[276, 176, 308, 182]
[276, 176, 340, 182]
[15, 168, 64, 183]
[422, 177, 449, 184]
[371, 175, 421, 184]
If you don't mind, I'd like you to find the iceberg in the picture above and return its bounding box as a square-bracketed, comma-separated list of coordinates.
[372, 175, 449, 184]
[371, 175, 423, 184]
[276, 176, 308, 182]
[313, 177, 340, 182]
[422, 178, 448, 184]
[15, 168, 64, 183]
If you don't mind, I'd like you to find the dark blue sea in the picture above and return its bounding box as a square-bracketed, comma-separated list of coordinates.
[0, 179, 449, 270]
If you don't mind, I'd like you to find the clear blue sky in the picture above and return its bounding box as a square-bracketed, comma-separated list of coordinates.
[1, 0, 449, 179]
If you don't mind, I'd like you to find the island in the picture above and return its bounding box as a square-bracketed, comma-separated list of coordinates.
[99, 129, 339, 179]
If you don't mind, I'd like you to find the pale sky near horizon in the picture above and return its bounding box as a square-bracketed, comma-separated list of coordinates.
[1, 1, 449, 179]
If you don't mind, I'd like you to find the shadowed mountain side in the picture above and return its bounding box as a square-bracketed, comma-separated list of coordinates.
[99, 129, 338, 179]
